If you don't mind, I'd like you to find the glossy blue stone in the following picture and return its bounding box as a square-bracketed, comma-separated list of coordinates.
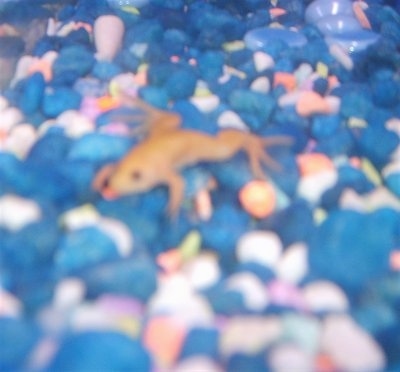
[315, 15, 361, 35]
[244, 28, 307, 50]
[305, 0, 354, 24]
[325, 29, 380, 53]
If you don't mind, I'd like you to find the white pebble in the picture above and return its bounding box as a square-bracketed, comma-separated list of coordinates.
[325, 95, 341, 114]
[329, 44, 354, 70]
[282, 313, 321, 354]
[174, 357, 222, 372]
[0, 194, 42, 231]
[253, 51, 274, 72]
[268, 343, 314, 372]
[70, 303, 115, 331]
[386, 117, 400, 137]
[382, 160, 400, 178]
[297, 169, 338, 204]
[217, 110, 249, 131]
[220, 316, 282, 357]
[294, 63, 313, 86]
[148, 274, 214, 327]
[97, 217, 134, 257]
[276, 242, 308, 284]
[278, 91, 303, 107]
[57, 110, 95, 138]
[190, 94, 220, 113]
[236, 231, 283, 269]
[340, 187, 400, 212]
[0, 288, 22, 317]
[10, 55, 34, 86]
[321, 314, 386, 372]
[182, 252, 221, 290]
[61, 204, 100, 229]
[53, 278, 86, 310]
[250, 76, 271, 94]
[4, 123, 38, 159]
[0, 106, 24, 133]
[0, 95, 9, 111]
[61, 205, 134, 257]
[302, 280, 349, 312]
[226, 272, 269, 311]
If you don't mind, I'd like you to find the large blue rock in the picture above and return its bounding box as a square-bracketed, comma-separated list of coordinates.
[309, 209, 398, 295]
[47, 331, 151, 371]
[82, 257, 158, 301]
[0, 317, 40, 371]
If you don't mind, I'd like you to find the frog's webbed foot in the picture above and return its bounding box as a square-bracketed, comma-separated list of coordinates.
[246, 135, 293, 178]
[118, 92, 182, 137]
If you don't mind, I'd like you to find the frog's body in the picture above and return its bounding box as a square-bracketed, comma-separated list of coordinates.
[92, 96, 291, 216]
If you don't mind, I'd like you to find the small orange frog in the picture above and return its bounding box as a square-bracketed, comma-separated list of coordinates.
[92, 95, 292, 216]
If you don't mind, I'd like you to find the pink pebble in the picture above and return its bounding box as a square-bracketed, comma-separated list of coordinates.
[268, 280, 307, 310]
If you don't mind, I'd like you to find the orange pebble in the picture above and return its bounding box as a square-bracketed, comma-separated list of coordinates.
[133, 70, 148, 86]
[96, 95, 121, 111]
[349, 156, 362, 168]
[274, 72, 297, 92]
[352, 1, 371, 29]
[296, 91, 331, 117]
[315, 353, 337, 372]
[157, 249, 182, 274]
[297, 153, 335, 176]
[269, 7, 287, 18]
[143, 316, 186, 366]
[390, 250, 400, 271]
[239, 180, 276, 219]
[27, 58, 53, 82]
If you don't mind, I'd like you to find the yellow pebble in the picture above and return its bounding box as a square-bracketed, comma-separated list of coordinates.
[316, 62, 329, 78]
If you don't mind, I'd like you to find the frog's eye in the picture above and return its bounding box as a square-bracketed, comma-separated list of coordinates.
[131, 170, 142, 180]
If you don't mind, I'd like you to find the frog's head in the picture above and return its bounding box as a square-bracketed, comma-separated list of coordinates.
[92, 160, 160, 199]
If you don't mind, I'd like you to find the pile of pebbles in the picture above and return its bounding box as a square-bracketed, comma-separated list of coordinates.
[0, 0, 399, 370]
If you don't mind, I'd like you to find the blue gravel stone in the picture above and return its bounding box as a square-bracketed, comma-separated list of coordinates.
[205, 284, 246, 315]
[162, 29, 188, 56]
[28, 132, 72, 164]
[309, 209, 398, 294]
[199, 204, 250, 262]
[370, 78, 400, 108]
[339, 90, 372, 119]
[42, 87, 82, 117]
[358, 124, 399, 167]
[198, 50, 225, 82]
[67, 133, 133, 163]
[2, 219, 59, 270]
[313, 77, 329, 96]
[385, 172, 400, 198]
[92, 61, 122, 80]
[138, 86, 170, 109]
[18, 72, 45, 115]
[56, 227, 120, 275]
[180, 327, 219, 360]
[259, 200, 314, 247]
[82, 257, 158, 301]
[0, 317, 40, 371]
[52, 45, 95, 85]
[48, 331, 151, 371]
[235, 262, 275, 283]
[164, 67, 197, 100]
[229, 89, 275, 128]
[311, 114, 342, 139]
[227, 353, 268, 372]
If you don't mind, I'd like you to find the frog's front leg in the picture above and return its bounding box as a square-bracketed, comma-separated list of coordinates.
[163, 170, 185, 217]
